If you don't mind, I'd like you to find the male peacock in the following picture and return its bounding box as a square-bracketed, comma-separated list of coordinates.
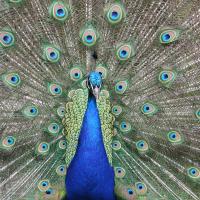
[0, 0, 200, 200]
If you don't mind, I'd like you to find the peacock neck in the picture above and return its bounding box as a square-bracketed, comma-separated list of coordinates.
[66, 93, 116, 199]
[77, 94, 105, 149]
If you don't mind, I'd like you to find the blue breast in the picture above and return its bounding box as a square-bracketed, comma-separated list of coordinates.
[66, 95, 115, 200]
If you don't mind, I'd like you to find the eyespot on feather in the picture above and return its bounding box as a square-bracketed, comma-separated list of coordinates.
[119, 121, 131, 133]
[57, 106, 65, 118]
[80, 24, 99, 47]
[38, 179, 50, 192]
[49, 1, 70, 22]
[112, 140, 121, 151]
[44, 46, 61, 63]
[187, 167, 200, 180]
[159, 28, 181, 44]
[70, 67, 83, 81]
[158, 70, 177, 87]
[22, 105, 39, 118]
[58, 140, 67, 150]
[141, 102, 158, 116]
[136, 140, 149, 154]
[112, 105, 122, 116]
[135, 182, 147, 195]
[2, 72, 21, 87]
[48, 83, 62, 96]
[1, 136, 16, 150]
[47, 122, 61, 136]
[56, 165, 67, 176]
[167, 131, 183, 145]
[44, 187, 56, 197]
[105, 3, 125, 25]
[116, 44, 133, 62]
[36, 142, 50, 156]
[115, 80, 128, 94]
[115, 184, 136, 199]
[0, 31, 15, 47]
[114, 167, 126, 178]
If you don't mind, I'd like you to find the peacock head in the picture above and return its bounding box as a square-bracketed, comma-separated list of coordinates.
[87, 71, 102, 99]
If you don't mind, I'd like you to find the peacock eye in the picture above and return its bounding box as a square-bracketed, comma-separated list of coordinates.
[106, 3, 125, 25]
[37, 142, 50, 155]
[161, 33, 171, 42]
[112, 105, 122, 116]
[55, 6, 66, 18]
[161, 72, 168, 80]
[85, 35, 93, 43]
[11, 75, 18, 83]
[135, 182, 147, 195]
[120, 50, 127, 58]
[45, 188, 55, 197]
[111, 140, 121, 150]
[57, 106, 65, 118]
[49, 1, 70, 22]
[114, 167, 126, 178]
[48, 83, 62, 96]
[80, 25, 99, 47]
[187, 167, 200, 179]
[0, 31, 15, 47]
[116, 44, 132, 61]
[29, 107, 37, 114]
[159, 29, 180, 44]
[2, 136, 16, 149]
[56, 165, 67, 176]
[9, 75, 19, 84]
[141, 102, 158, 116]
[58, 139, 67, 150]
[159, 70, 176, 87]
[48, 122, 60, 135]
[136, 140, 149, 154]
[2, 72, 21, 87]
[127, 188, 134, 195]
[115, 80, 128, 94]
[82, 30, 96, 46]
[44, 46, 60, 63]
[167, 131, 183, 144]
[46, 189, 51, 195]
[119, 121, 131, 133]
[38, 180, 50, 192]
[22, 105, 39, 118]
[110, 11, 119, 20]
[70, 67, 83, 81]
[137, 184, 143, 190]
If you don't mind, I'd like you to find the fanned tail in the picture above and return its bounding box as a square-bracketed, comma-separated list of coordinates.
[1, 0, 200, 199]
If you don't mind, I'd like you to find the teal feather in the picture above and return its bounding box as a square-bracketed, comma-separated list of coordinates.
[1, 0, 200, 200]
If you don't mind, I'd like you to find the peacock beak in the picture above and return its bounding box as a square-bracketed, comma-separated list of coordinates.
[92, 86, 100, 99]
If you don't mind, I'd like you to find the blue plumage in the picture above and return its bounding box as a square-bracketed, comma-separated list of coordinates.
[66, 95, 115, 200]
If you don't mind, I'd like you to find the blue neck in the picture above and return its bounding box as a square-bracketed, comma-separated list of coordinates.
[66, 95, 115, 200]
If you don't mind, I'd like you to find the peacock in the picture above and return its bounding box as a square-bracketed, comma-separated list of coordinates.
[0, 0, 200, 199]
